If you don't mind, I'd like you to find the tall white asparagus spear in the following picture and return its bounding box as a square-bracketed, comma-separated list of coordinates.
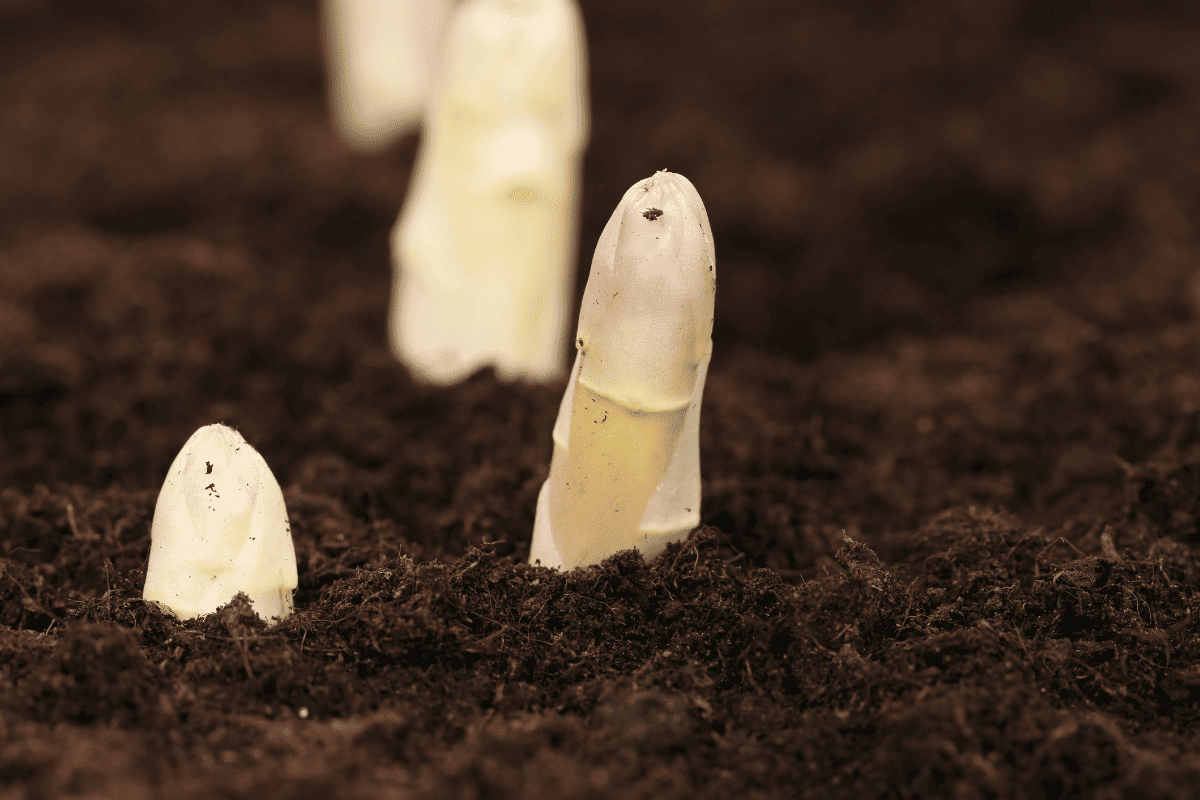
[390, 0, 589, 384]
[143, 424, 298, 622]
[529, 171, 716, 570]
[322, 0, 454, 151]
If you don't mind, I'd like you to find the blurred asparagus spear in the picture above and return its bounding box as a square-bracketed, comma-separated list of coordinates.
[390, 0, 589, 384]
[143, 424, 297, 622]
[323, 0, 454, 150]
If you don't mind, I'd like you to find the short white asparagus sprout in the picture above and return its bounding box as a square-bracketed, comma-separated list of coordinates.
[143, 424, 298, 622]
[390, 0, 589, 385]
[529, 170, 716, 570]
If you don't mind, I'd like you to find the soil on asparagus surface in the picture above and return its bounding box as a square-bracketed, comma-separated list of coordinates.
[4, 0, 1200, 797]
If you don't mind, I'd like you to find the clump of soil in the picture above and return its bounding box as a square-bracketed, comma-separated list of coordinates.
[4, 0, 1200, 797]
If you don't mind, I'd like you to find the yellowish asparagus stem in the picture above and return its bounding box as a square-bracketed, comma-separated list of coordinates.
[548, 383, 689, 568]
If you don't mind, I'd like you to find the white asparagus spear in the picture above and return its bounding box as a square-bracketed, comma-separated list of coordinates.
[390, 0, 589, 384]
[323, 0, 454, 151]
[530, 171, 716, 570]
[143, 424, 298, 622]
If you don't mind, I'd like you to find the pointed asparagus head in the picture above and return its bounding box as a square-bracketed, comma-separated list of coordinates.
[576, 170, 715, 411]
[143, 424, 298, 622]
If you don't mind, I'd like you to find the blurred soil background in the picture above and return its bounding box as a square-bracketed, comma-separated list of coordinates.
[4, 0, 1200, 797]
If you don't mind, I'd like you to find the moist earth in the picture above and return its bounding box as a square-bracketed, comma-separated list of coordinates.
[3, 1, 1200, 797]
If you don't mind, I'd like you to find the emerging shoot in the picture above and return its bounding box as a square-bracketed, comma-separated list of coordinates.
[323, 0, 455, 150]
[529, 171, 716, 570]
[143, 424, 298, 622]
[390, 0, 589, 384]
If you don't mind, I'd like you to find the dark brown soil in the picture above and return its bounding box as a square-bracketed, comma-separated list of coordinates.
[4, 0, 1200, 797]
